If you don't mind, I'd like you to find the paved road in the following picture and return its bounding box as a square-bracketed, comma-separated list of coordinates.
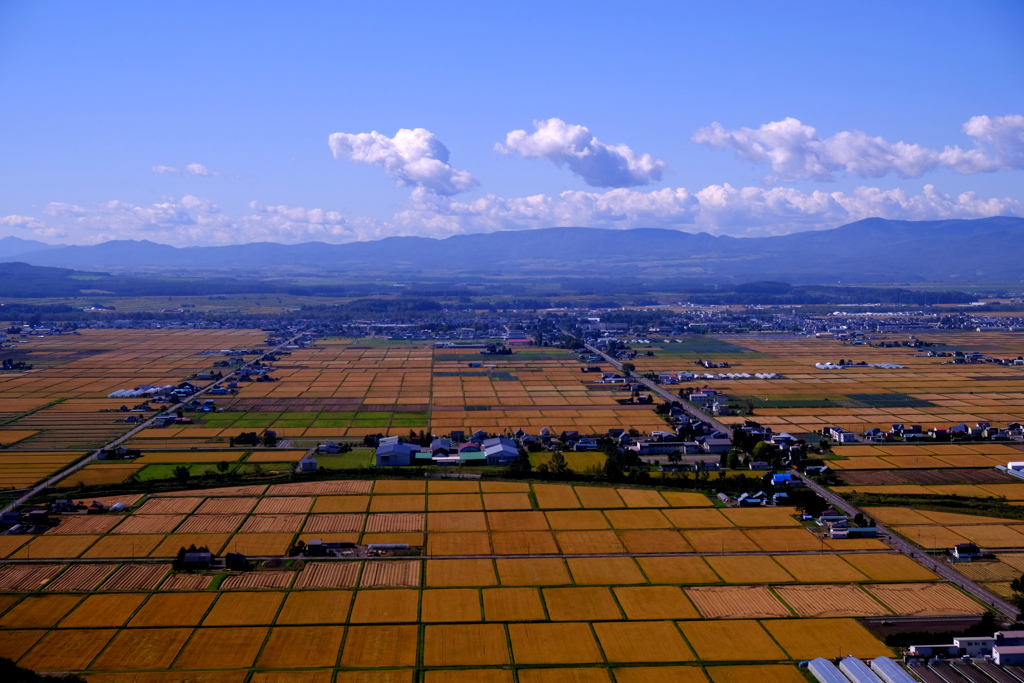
[0, 330, 307, 515]
[0, 547, 900, 564]
[795, 471, 1021, 620]
[582, 342, 732, 434]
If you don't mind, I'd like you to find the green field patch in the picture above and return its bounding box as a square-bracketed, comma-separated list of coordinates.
[316, 449, 374, 469]
[391, 418, 428, 428]
[236, 412, 284, 422]
[278, 411, 322, 421]
[138, 463, 225, 481]
[237, 462, 292, 475]
[845, 393, 937, 408]
[354, 411, 392, 419]
[272, 419, 316, 428]
[351, 418, 391, 428]
[312, 419, 352, 428]
[732, 394, 857, 410]
[315, 411, 358, 420]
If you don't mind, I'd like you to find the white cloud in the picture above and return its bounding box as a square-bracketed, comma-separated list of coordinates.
[151, 163, 219, 177]
[0, 215, 45, 229]
[693, 115, 1024, 182]
[398, 183, 1023, 237]
[328, 128, 477, 195]
[3, 182, 1020, 247]
[497, 118, 666, 188]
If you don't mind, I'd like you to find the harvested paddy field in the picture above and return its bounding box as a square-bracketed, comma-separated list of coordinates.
[5, 329, 1006, 678]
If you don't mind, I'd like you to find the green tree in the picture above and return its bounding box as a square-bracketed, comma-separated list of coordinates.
[751, 440, 778, 461]
[726, 449, 744, 469]
[172, 465, 190, 485]
[215, 461, 230, 474]
[621, 363, 636, 376]
[549, 450, 571, 475]
[507, 450, 533, 476]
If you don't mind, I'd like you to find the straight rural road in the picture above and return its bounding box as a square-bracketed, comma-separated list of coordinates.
[795, 471, 1021, 620]
[582, 342, 732, 434]
[1, 329, 308, 515]
[0, 547, 900, 564]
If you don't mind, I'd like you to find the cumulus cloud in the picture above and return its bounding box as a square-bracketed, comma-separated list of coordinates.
[3, 182, 1021, 246]
[396, 183, 1023, 237]
[693, 115, 1024, 182]
[151, 163, 219, 177]
[497, 118, 666, 188]
[328, 128, 477, 195]
[0, 215, 46, 229]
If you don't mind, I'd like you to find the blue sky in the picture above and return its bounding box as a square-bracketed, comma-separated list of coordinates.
[1, 0, 1022, 245]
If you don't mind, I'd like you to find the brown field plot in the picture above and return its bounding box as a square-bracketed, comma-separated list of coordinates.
[774, 584, 892, 618]
[0, 594, 83, 628]
[360, 560, 421, 587]
[426, 511, 487, 532]
[762, 618, 892, 660]
[19, 629, 117, 672]
[0, 564, 65, 591]
[173, 626, 268, 670]
[705, 664, 805, 683]
[294, 562, 359, 589]
[421, 588, 482, 622]
[843, 554, 938, 581]
[90, 627, 193, 670]
[340, 624, 418, 668]
[128, 592, 216, 627]
[366, 513, 424, 532]
[257, 625, 347, 669]
[492, 530, 559, 555]
[99, 563, 169, 590]
[546, 510, 610, 530]
[686, 586, 792, 619]
[867, 583, 985, 616]
[508, 622, 603, 664]
[636, 556, 720, 585]
[488, 510, 549, 531]
[613, 585, 700, 620]
[221, 570, 293, 590]
[533, 484, 581, 509]
[43, 563, 115, 591]
[617, 529, 692, 554]
[745, 528, 822, 552]
[567, 557, 646, 585]
[543, 586, 622, 621]
[594, 620, 695, 663]
[555, 530, 625, 554]
[349, 588, 421, 624]
[706, 556, 794, 584]
[426, 558, 497, 587]
[176, 513, 245, 533]
[683, 529, 760, 553]
[112, 515, 184, 534]
[482, 587, 546, 621]
[58, 593, 147, 628]
[195, 497, 258, 514]
[240, 514, 306, 533]
[497, 558, 572, 586]
[772, 554, 870, 583]
[203, 591, 285, 625]
[678, 619, 786, 661]
[311, 495, 370, 513]
[423, 623, 510, 666]
[276, 590, 352, 624]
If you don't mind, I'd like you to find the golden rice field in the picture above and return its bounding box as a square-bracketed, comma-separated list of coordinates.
[4, 330, 1020, 678]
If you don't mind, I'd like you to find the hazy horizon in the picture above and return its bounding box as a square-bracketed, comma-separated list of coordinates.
[1, 1, 1022, 248]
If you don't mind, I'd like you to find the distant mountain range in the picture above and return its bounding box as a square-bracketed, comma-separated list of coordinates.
[3, 216, 1023, 283]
